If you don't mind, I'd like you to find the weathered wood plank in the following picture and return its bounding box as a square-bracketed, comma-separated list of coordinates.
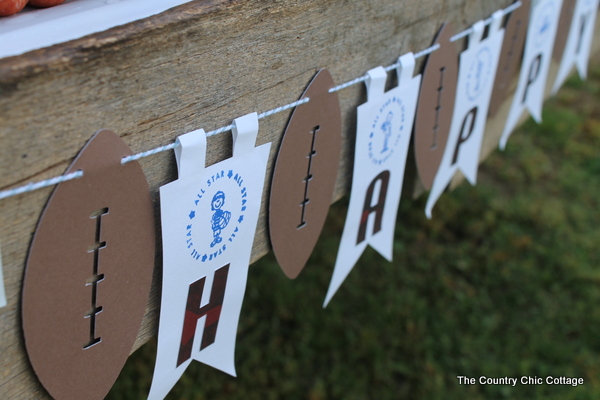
[0, 0, 596, 397]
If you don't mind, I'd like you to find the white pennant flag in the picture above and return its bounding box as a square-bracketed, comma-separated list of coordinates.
[149, 113, 270, 399]
[426, 13, 505, 218]
[324, 54, 421, 307]
[500, 0, 563, 149]
[552, 0, 600, 94]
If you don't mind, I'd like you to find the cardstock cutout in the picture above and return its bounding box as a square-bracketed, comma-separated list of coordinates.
[149, 113, 271, 400]
[552, 0, 599, 93]
[553, 0, 577, 62]
[414, 23, 459, 190]
[269, 69, 342, 279]
[489, 0, 531, 117]
[0, 245, 6, 309]
[324, 54, 422, 307]
[426, 14, 506, 218]
[499, 0, 564, 150]
[22, 129, 155, 400]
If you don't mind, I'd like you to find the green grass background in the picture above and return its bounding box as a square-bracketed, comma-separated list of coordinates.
[107, 67, 600, 400]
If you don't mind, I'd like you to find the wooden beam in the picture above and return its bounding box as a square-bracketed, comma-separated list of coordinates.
[0, 0, 595, 397]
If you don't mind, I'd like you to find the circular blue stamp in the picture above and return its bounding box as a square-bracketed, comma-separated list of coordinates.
[466, 46, 493, 101]
[368, 96, 405, 165]
[533, 1, 557, 49]
[185, 168, 247, 262]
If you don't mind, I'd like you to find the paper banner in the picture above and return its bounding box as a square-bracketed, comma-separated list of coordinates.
[149, 113, 270, 399]
[413, 23, 459, 190]
[323, 54, 421, 307]
[0, 245, 5, 309]
[553, 0, 577, 63]
[426, 13, 505, 218]
[489, 0, 531, 117]
[552, 0, 599, 93]
[270, 69, 342, 279]
[500, 0, 564, 149]
[22, 130, 156, 400]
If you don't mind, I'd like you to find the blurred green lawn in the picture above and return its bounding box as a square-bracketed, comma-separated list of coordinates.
[107, 67, 600, 400]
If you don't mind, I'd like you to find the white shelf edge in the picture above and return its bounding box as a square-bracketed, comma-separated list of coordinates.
[0, 0, 194, 60]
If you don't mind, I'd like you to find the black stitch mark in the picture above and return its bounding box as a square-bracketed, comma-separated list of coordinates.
[432, 67, 446, 149]
[298, 126, 320, 229]
[83, 207, 108, 350]
[502, 19, 523, 81]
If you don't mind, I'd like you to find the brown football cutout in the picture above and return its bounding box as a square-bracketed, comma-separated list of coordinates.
[489, 0, 531, 117]
[22, 130, 155, 400]
[413, 23, 459, 190]
[553, 0, 576, 62]
[269, 69, 342, 279]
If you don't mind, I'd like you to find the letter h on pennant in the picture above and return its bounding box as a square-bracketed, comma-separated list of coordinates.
[177, 264, 230, 367]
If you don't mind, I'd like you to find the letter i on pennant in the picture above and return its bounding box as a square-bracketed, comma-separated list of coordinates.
[500, 0, 563, 149]
[552, 0, 599, 93]
[323, 54, 421, 307]
[425, 12, 505, 218]
[148, 113, 271, 400]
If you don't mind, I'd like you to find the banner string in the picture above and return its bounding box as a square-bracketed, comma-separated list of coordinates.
[0, 171, 84, 200]
[0, 1, 522, 201]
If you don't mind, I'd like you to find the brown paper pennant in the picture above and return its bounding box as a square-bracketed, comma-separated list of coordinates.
[553, 0, 577, 62]
[269, 69, 342, 279]
[489, 0, 531, 117]
[22, 129, 155, 400]
[414, 23, 459, 190]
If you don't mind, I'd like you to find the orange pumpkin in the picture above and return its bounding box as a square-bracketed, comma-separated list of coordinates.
[0, 0, 27, 16]
[28, 0, 66, 8]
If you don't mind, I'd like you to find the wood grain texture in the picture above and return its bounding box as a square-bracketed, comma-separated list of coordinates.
[0, 0, 597, 397]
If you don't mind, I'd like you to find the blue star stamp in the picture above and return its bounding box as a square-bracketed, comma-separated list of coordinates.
[466, 46, 492, 101]
[185, 168, 248, 262]
[533, 1, 557, 48]
[367, 96, 406, 165]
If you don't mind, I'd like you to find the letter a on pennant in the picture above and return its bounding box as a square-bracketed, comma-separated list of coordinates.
[426, 13, 505, 218]
[323, 54, 421, 307]
[552, 0, 599, 94]
[148, 113, 270, 400]
[500, 0, 563, 149]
